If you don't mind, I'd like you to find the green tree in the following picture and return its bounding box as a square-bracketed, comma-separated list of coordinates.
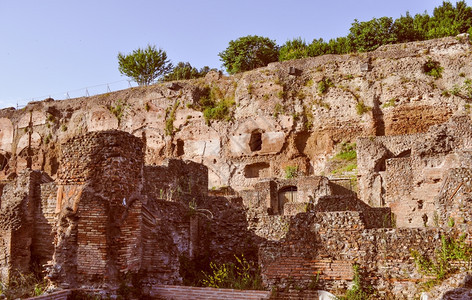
[218, 35, 279, 74]
[162, 62, 214, 82]
[279, 38, 309, 61]
[426, 0, 472, 39]
[118, 45, 172, 86]
[307, 38, 330, 57]
[349, 17, 397, 52]
[393, 12, 427, 43]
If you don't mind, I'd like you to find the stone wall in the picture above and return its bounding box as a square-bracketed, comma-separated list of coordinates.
[51, 130, 145, 287]
[143, 159, 208, 204]
[435, 167, 472, 235]
[259, 212, 446, 298]
[0, 170, 53, 283]
[357, 116, 472, 228]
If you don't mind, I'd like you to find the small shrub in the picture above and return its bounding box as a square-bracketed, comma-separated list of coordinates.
[296, 90, 306, 100]
[263, 94, 270, 101]
[144, 102, 150, 111]
[109, 99, 128, 125]
[356, 101, 372, 115]
[276, 89, 285, 99]
[337, 264, 375, 300]
[464, 79, 472, 98]
[61, 124, 67, 132]
[304, 106, 314, 130]
[273, 103, 283, 118]
[0, 272, 48, 299]
[423, 57, 443, 79]
[284, 166, 298, 178]
[448, 217, 455, 228]
[46, 113, 55, 123]
[165, 100, 180, 136]
[203, 98, 235, 124]
[382, 98, 397, 108]
[465, 103, 471, 114]
[450, 84, 461, 96]
[305, 79, 314, 87]
[201, 255, 263, 290]
[317, 77, 334, 95]
[197, 85, 236, 124]
[247, 84, 254, 95]
[411, 233, 472, 281]
[43, 133, 52, 144]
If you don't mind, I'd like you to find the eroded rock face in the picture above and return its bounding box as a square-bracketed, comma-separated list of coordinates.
[0, 36, 470, 189]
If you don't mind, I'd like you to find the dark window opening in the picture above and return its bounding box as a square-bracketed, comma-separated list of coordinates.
[0, 153, 8, 171]
[176, 139, 184, 156]
[249, 131, 262, 152]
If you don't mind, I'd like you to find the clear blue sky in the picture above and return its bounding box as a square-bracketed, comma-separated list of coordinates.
[0, 0, 466, 108]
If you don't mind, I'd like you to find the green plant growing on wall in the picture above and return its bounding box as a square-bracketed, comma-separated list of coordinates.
[247, 83, 254, 95]
[284, 166, 298, 178]
[46, 113, 55, 123]
[197, 85, 236, 124]
[276, 89, 285, 99]
[0, 272, 48, 299]
[43, 133, 52, 144]
[109, 99, 128, 126]
[410, 233, 472, 283]
[317, 77, 334, 95]
[465, 103, 471, 114]
[201, 254, 263, 290]
[273, 103, 284, 118]
[303, 105, 314, 130]
[423, 57, 443, 79]
[331, 142, 358, 175]
[305, 79, 314, 87]
[382, 98, 397, 108]
[337, 264, 375, 300]
[165, 100, 180, 136]
[447, 217, 455, 227]
[356, 101, 372, 115]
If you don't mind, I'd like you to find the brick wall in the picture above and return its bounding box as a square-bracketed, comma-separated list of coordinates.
[259, 212, 446, 297]
[0, 170, 53, 283]
[34, 181, 57, 267]
[150, 285, 271, 300]
[140, 200, 188, 285]
[51, 130, 146, 286]
[57, 130, 144, 207]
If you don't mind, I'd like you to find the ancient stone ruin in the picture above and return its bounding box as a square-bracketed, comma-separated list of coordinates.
[0, 36, 472, 299]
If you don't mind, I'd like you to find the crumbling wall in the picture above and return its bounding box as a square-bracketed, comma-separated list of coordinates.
[0, 170, 53, 283]
[51, 130, 145, 287]
[314, 195, 392, 228]
[140, 199, 189, 285]
[259, 212, 445, 298]
[143, 159, 208, 203]
[435, 166, 472, 235]
[357, 116, 472, 228]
